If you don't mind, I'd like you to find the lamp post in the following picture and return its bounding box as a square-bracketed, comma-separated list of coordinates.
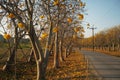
[118, 35, 120, 51]
[87, 24, 96, 51]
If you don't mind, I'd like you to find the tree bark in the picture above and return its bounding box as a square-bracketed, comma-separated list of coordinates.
[27, 49, 34, 62]
[59, 40, 64, 62]
[36, 59, 45, 80]
[29, 30, 45, 80]
[53, 32, 59, 68]
[67, 45, 72, 56]
[3, 47, 16, 71]
[64, 47, 68, 59]
[118, 43, 120, 51]
[41, 20, 53, 79]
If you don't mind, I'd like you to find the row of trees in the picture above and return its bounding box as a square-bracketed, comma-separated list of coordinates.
[0, 0, 85, 79]
[81, 25, 120, 51]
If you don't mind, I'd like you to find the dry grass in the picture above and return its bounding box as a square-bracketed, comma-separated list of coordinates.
[96, 50, 120, 57]
[82, 48, 120, 57]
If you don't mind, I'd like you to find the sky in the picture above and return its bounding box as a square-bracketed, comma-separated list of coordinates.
[0, 0, 120, 37]
[82, 0, 120, 37]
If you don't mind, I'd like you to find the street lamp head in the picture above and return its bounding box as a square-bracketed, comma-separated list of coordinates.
[87, 23, 90, 29]
[87, 23, 90, 26]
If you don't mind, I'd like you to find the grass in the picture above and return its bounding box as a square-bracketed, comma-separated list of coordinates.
[82, 48, 120, 57]
[95, 49, 120, 57]
[0, 48, 98, 80]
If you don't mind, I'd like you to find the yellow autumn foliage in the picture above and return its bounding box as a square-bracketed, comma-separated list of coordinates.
[53, 27, 59, 33]
[8, 13, 15, 18]
[78, 14, 84, 20]
[40, 15, 44, 19]
[80, 2, 83, 7]
[53, 0, 59, 6]
[3, 33, 11, 40]
[18, 22, 24, 28]
[74, 27, 80, 32]
[80, 33, 84, 37]
[73, 34, 77, 39]
[80, 1, 85, 7]
[41, 33, 48, 39]
[67, 17, 72, 23]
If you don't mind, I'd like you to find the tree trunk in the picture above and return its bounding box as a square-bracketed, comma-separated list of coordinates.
[118, 43, 120, 51]
[36, 59, 45, 80]
[108, 45, 111, 51]
[112, 43, 115, 51]
[59, 40, 64, 62]
[29, 31, 45, 80]
[67, 45, 72, 56]
[41, 20, 53, 79]
[3, 20, 18, 71]
[53, 32, 59, 68]
[64, 47, 67, 59]
[49, 39, 54, 55]
[3, 47, 16, 71]
[27, 49, 34, 62]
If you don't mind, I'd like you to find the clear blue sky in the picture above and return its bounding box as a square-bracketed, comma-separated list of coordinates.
[0, 0, 120, 37]
[83, 0, 120, 37]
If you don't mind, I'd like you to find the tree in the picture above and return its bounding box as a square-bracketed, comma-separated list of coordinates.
[82, 25, 120, 52]
[0, 0, 86, 79]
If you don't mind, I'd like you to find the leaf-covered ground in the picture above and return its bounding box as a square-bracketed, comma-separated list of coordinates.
[0, 48, 98, 80]
[46, 53, 87, 80]
[46, 49, 98, 80]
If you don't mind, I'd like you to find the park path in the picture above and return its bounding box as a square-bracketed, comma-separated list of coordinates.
[80, 50, 120, 80]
